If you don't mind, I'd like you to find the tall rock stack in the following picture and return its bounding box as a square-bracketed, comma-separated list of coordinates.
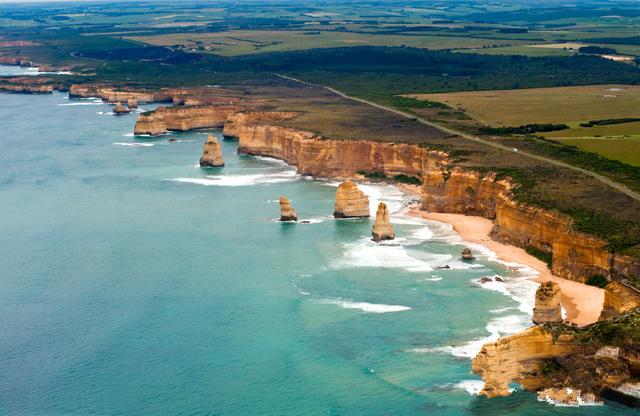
[279, 196, 297, 222]
[134, 110, 167, 135]
[113, 101, 130, 115]
[532, 281, 563, 324]
[199, 134, 225, 167]
[333, 180, 370, 218]
[372, 202, 395, 242]
[127, 97, 138, 109]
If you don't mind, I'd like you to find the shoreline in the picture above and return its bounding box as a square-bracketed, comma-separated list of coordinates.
[407, 208, 604, 326]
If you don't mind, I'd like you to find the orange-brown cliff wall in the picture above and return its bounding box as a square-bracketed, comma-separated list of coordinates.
[69, 84, 175, 103]
[134, 105, 241, 135]
[236, 124, 447, 178]
[232, 120, 639, 283]
[223, 112, 298, 138]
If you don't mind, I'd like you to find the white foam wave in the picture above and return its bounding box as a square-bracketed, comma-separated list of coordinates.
[167, 170, 298, 187]
[299, 218, 324, 224]
[334, 237, 449, 272]
[315, 298, 411, 313]
[114, 142, 154, 148]
[451, 380, 485, 395]
[58, 102, 103, 106]
[122, 133, 135, 137]
[537, 388, 604, 407]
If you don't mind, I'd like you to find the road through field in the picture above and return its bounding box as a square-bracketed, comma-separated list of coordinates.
[276, 74, 640, 202]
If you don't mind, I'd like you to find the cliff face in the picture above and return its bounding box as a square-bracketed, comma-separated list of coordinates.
[223, 111, 298, 138]
[134, 105, 240, 135]
[472, 326, 578, 398]
[69, 84, 174, 103]
[236, 124, 447, 178]
[599, 282, 640, 320]
[0, 83, 54, 94]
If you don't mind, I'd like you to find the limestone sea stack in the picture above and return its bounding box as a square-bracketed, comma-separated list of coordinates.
[372, 202, 395, 241]
[127, 97, 138, 109]
[333, 180, 370, 218]
[532, 281, 563, 324]
[134, 111, 167, 135]
[113, 101, 130, 115]
[199, 134, 225, 167]
[279, 196, 297, 222]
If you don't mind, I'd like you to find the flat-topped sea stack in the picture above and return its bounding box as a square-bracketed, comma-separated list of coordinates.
[372, 202, 395, 241]
[199, 134, 224, 167]
[279, 196, 297, 222]
[334, 180, 370, 218]
[533, 281, 563, 324]
[134, 111, 167, 135]
[113, 102, 130, 115]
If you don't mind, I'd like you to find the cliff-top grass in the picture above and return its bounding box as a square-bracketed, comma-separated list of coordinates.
[407, 85, 640, 127]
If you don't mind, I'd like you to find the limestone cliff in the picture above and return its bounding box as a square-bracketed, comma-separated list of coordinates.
[134, 105, 241, 135]
[69, 84, 173, 103]
[199, 134, 225, 167]
[0, 83, 53, 94]
[334, 180, 370, 218]
[223, 111, 298, 139]
[599, 282, 640, 320]
[279, 196, 297, 222]
[372, 202, 395, 241]
[533, 281, 563, 324]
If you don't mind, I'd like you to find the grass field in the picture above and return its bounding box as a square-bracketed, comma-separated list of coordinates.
[544, 121, 640, 139]
[408, 85, 640, 126]
[554, 138, 640, 166]
[126, 30, 532, 56]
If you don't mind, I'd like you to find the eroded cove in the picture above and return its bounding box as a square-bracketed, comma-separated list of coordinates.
[0, 92, 637, 415]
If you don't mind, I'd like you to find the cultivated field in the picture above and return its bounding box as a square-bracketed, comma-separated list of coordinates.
[409, 85, 640, 126]
[555, 138, 640, 166]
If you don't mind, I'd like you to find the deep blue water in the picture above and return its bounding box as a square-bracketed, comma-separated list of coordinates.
[0, 83, 635, 414]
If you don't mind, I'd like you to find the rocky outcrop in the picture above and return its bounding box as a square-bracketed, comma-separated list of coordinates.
[372, 202, 395, 241]
[69, 84, 173, 103]
[599, 282, 640, 320]
[113, 102, 130, 115]
[199, 134, 225, 167]
[223, 111, 298, 139]
[533, 281, 563, 324]
[127, 98, 138, 109]
[279, 196, 297, 222]
[134, 111, 167, 136]
[134, 105, 241, 135]
[334, 180, 370, 218]
[0, 83, 53, 94]
[472, 326, 579, 398]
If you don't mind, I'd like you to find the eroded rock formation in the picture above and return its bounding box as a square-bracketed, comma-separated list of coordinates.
[279, 196, 297, 222]
[199, 134, 224, 167]
[599, 282, 640, 320]
[533, 281, 563, 324]
[134, 105, 241, 135]
[134, 111, 167, 136]
[372, 202, 395, 241]
[334, 180, 370, 218]
[127, 98, 138, 109]
[113, 102, 130, 115]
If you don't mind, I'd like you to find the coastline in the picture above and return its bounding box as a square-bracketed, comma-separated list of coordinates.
[408, 208, 604, 326]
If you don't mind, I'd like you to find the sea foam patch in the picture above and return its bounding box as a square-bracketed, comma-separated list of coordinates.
[114, 142, 154, 148]
[315, 297, 411, 313]
[168, 170, 298, 187]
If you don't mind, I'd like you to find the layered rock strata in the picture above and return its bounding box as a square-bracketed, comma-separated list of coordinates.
[223, 111, 298, 139]
[372, 202, 395, 241]
[134, 105, 240, 135]
[0, 83, 53, 94]
[334, 180, 370, 218]
[599, 282, 640, 320]
[199, 134, 225, 167]
[69, 84, 173, 103]
[279, 196, 297, 222]
[533, 281, 563, 324]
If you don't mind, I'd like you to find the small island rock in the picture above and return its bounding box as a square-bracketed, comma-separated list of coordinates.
[532, 281, 563, 324]
[372, 202, 395, 242]
[113, 101, 130, 115]
[199, 134, 225, 167]
[333, 180, 369, 218]
[279, 196, 297, 222]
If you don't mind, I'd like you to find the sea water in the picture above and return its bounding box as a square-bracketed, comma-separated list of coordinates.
[0, 87, 635, 414]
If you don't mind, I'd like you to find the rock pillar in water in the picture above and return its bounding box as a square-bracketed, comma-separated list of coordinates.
[127, 97, 138, 109]
[333, 180, 370, 218]
[113, 101, 130, 115]
[199, 134, 225, 167]
[279, 196, 297, 222]
[532, 281, 563, 324]
[134, 110, 167, 135]
[372, 202, 395, 241]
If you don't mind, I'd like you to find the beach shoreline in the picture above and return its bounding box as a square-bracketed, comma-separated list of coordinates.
[407, 208, 604, 326]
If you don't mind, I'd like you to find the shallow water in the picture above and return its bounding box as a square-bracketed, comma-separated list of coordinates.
[0, 90, 635, 415]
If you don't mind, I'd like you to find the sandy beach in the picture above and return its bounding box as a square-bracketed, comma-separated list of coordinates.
[408, 208, 604, 326]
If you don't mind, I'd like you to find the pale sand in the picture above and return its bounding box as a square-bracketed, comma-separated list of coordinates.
[408, 208, 604, 326]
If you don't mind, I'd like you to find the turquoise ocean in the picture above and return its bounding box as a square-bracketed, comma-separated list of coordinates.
[0, 66, 635, 415]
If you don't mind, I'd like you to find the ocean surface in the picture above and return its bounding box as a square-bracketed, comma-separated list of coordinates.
[0, 66, 635, 415]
